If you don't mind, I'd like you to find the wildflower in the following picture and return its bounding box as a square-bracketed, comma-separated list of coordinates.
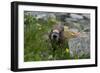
[66, 48, 69, 53]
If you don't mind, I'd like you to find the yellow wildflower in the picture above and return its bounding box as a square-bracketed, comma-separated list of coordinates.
[66, 48, 69, 53]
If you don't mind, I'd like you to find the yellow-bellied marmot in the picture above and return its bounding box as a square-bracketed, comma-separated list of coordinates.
[49, 23, 80, 44]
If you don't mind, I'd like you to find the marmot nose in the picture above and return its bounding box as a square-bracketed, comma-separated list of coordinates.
[53, 35, 57, 39]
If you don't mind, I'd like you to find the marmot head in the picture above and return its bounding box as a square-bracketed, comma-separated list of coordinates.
[49, 24, 64, 43]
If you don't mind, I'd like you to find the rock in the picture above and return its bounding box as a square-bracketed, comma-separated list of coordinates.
[72, 22, 81, 31]
[55, 13, 70, 22]
[70, 14, 84, 20]
[79, 19, 90, 25]
[68, 33, 90, 58]
[24, 11, 32, 16]
[36, 14, 47, 21]
[49, 13, 56, 19]
[65, 18, 78, 22]
[69, 28, 79, 32]
[83, 27, 90, 32]
[82, 14, 90, 19]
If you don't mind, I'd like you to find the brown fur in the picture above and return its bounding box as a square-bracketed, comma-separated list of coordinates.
[49, 24, 79, 44]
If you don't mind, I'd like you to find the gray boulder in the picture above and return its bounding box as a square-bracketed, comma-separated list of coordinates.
[68, 33, 90, 58]
[70, 14, 84, 20]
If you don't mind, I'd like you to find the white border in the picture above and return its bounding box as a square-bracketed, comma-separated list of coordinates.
[18, 5, 95, 68]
